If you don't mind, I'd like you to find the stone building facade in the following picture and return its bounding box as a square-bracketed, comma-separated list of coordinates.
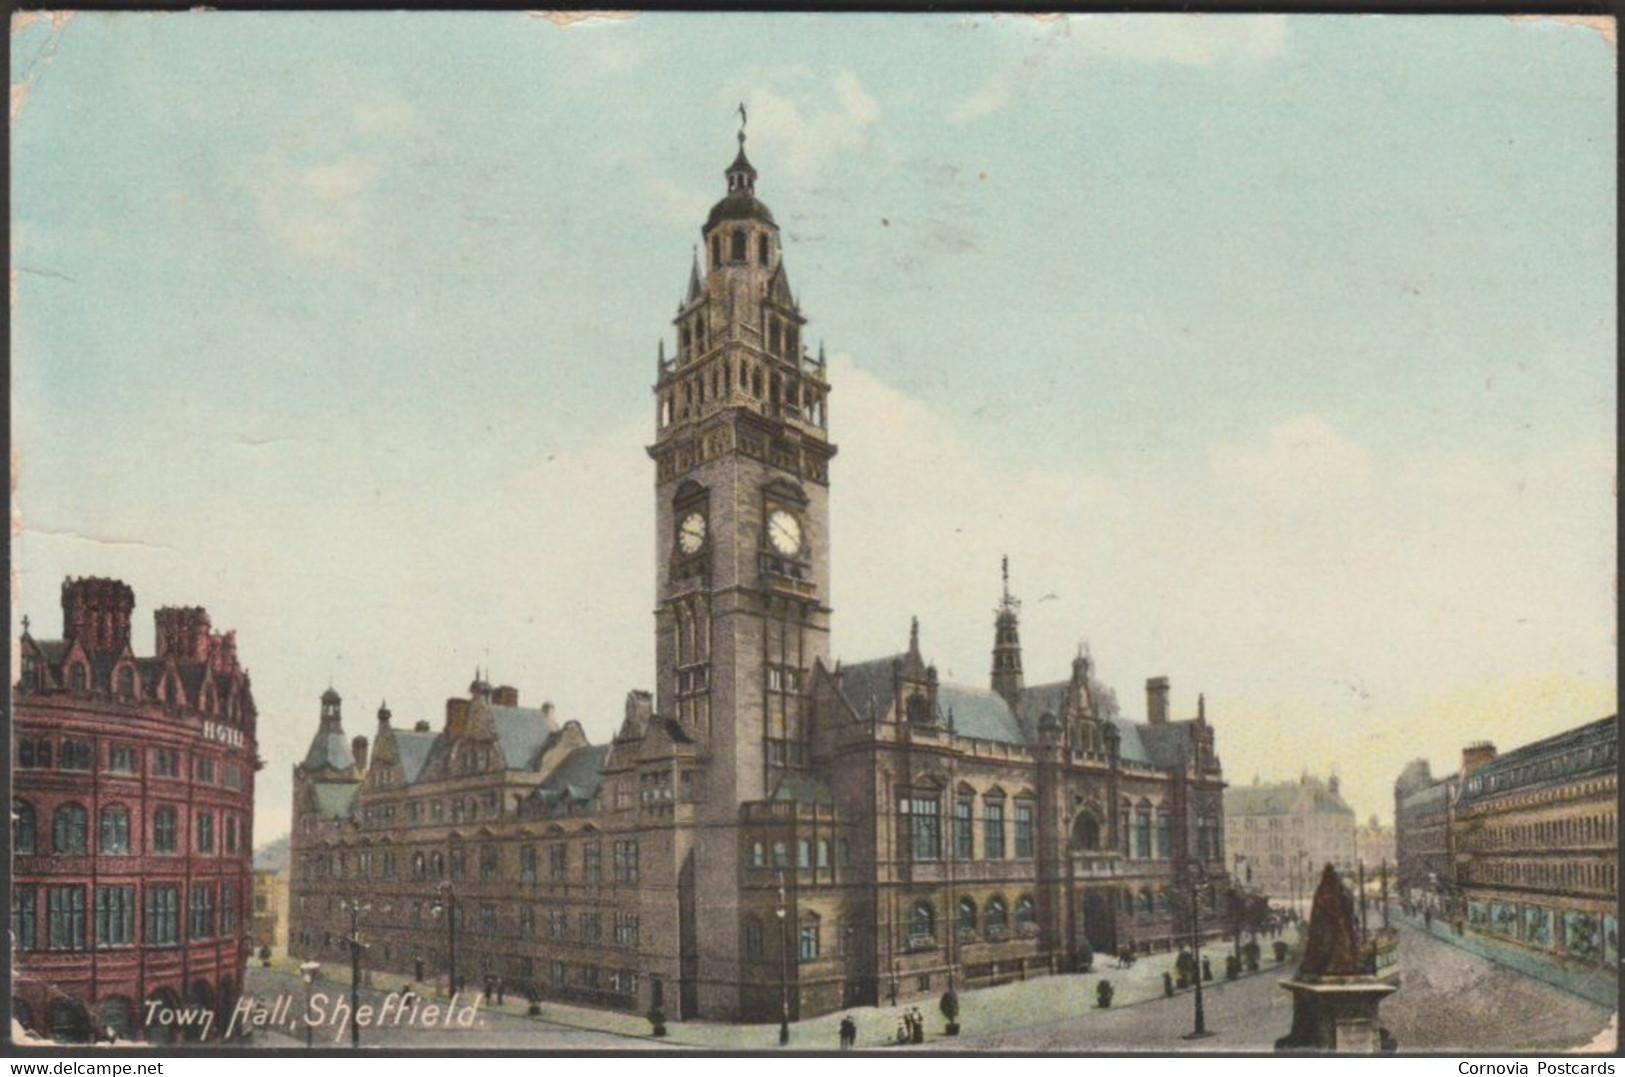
[12, 578, 258, 1042]
[1354, 816, 1396, 877]
[1451, 716, 1617, 969]
[1222, 774, 1356, 902]
[287, 134, 1231, 1024]
[1394, 757, 1457, 901]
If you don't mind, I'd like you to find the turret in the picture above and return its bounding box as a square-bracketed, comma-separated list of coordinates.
[60, 576, 135, 655]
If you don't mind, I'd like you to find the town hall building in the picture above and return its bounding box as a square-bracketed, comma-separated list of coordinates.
[288, 128, 1232, 1023]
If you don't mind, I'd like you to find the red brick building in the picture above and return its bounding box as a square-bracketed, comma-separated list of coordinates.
[12, 577, 259, 1043]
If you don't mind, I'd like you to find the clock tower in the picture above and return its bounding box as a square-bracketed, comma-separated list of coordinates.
[648, 123, 836, 811]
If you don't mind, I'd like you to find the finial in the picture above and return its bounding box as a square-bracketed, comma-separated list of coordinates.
[737, 101, 748, 146]
[20, 614, 29, 636]
[909, 615, 919, 653]
[1002, 555, 1011, 605]
[1198, 693, 1206, 721]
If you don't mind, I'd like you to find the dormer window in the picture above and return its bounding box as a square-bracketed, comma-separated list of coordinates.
[69, 664, 87, 696]
[730, 229, 746, 262]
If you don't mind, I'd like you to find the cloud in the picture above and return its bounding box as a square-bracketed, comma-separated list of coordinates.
[248, 153, 381, 265]
[742, 70, 883, 181]
[1210, 413, 1375, 497]
[949, 14, 1288, 125]
[644, 176, 711, 227]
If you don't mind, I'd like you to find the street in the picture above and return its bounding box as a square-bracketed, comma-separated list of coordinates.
[236, 923, 1614, 1053]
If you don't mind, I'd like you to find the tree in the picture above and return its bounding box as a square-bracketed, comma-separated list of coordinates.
[939, 990, 960, 1036]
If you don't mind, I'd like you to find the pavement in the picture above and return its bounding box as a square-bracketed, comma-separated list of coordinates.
[1404, 913, 1618, 1009]
[239, 923, 1616, 1053]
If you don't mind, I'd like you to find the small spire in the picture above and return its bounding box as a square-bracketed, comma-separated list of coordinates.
[909, 615, 920, 655]
[1198, 693, 1206, 722]
[687, 246, 702, 302]
[20, 614, 29, 636]
[737, 101, 748, 146]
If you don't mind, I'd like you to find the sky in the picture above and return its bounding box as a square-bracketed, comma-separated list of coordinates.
[11, 12, 1616, 841]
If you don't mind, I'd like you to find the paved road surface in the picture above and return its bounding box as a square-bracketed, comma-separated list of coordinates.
[949, 923, 1614, 1053]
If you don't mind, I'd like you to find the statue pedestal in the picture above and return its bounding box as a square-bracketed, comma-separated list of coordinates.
[1276, 978, 1399, 1054]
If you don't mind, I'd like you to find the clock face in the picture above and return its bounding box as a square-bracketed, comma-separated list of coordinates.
[678, 512, 707, 554]
[766, 509, 802, 556]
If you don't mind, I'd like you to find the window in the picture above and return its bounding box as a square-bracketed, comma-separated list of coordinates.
[1015, 895, 1037, 931]
[481, 846, 500, 882]
[751, 842, 766, 869]
[189, 884, 215, 939]
[47, 886, 86, 950]
[730, 229, 746, 262]
[95, 886, 135, 947]
[196, 811, 214, 853]
[549, 844, 568, 882]
[954, 800, 973, 860]
[797, 840, 811, 869]
[711, 235, 721, 268]
[773, 841, 789, 870]
[984, 801, 1005, 860]
[758, 234, 770, 266]
[520, 846, 538, 884]
[838, 838, 850, 867]
[12, 888, 36, 952]
[909, 797, 941, 861]
[226, 813, 239, 854]
[117, 667, 136, 700]
[146, 886, 180, 944]
[13, 799, 36, 855]
[60, 740, 93, 770]
[69, 664, 87, 696]
[580, 911, 601, 943]
[958, 896, 978, 936]
[195, 756, 216, 784]
[480, 904, 497, 936]
[583, 842, 602, 884]
[1135, 808, 1152, 860]
[108, 745, 137, 774]
[225, 764, 245, 791]
[53, 804, 89, 855]
[18, 739, 51, 769]
[909, 901, 935, 944]
[1015, 803, 1034, 859]
[614, 912, 640, 949]
[1156, 811, 1172, 860]
[100, 806, 131, 855]
[985, 897, 1008, 939]
[154, 807, 178, 854]
[798, 916, 820, 962]
[613, 841, 639, 885]
[153, 749, 180, 778]
[817, 839, 830, 870]
[745, 917, 764, 958]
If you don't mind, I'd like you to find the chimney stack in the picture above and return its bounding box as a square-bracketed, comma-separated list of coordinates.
[1146, 676, 1170, 725]
[1461, 741, 1498, 774]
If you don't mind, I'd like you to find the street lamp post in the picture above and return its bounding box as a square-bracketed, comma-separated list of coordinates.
[432, 883, 459, 998]
[299, 961, 322, 1049]
[339, 897, 382, 1049]
[1182, 866, 1215, 1041]
[775, 873, 791, 1046]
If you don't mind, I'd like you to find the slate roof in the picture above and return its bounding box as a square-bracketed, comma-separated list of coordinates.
[704, 192, 776, 233]
[535, 744, 610, 807]
[392, 730, 441, 783]
[1224, 776, 1354, 817]
[770, 772, 834, 805]
[939, 683, 1027, 745]
[489, 705, 560, 770]
[253, 835, 291, 872]
[834, 655, 902, 721]
[311, 782, 360, 819]
[303, 730, 354, 772]
[1111, 721, 1152, 765]
[1458, 714, 1617, 807]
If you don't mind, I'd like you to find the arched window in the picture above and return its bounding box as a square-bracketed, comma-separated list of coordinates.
[797, 840, 811, 869]
[744, 916, 764, 958]
[431, 851, 445, 878]
[730, 229, 746, 262]
[772, 842, 789, 869]
[1135, 806, 1152, 859]
[1138, 889, 1154, 916]
[1156, 889, 1171, 914]
[957, 896, 978, 936]
[53, 803, 89, 855]
[817, 839, 830, 869]
[985, 896, 1008, 938]
[1015, 894, 1037, 928]
[100, 806, 131, 855]
[758, 234, 769, 266]
[117, 667, 135, 701]
[413, 852, 426, 879]
[70, 664, 87, 696]
[910, 901, 935, 942]
[13, 799, 37, 855]
[751, 842, 765, 869]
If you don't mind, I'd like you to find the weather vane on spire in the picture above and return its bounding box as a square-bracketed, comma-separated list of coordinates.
[737, 101, 748, 145]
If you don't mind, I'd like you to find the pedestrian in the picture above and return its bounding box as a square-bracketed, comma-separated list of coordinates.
[1202, 956, 1212, 982]
[1162, 971, 1174, 998]
[896, 1017, 909, 1045]
[911, 1007, 924, 1044]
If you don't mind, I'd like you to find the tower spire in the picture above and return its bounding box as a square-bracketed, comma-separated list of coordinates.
[991, 555, 1025, 706]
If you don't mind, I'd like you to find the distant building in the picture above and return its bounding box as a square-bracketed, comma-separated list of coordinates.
[1393, 758, 1457, 900]
[1223, 774, 1356, 901]
[1354, 815, 1397, 876]
[1451, 716, 1617, 968]
[252, 836, 290, 952]
[12, 577, 259, 1043]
